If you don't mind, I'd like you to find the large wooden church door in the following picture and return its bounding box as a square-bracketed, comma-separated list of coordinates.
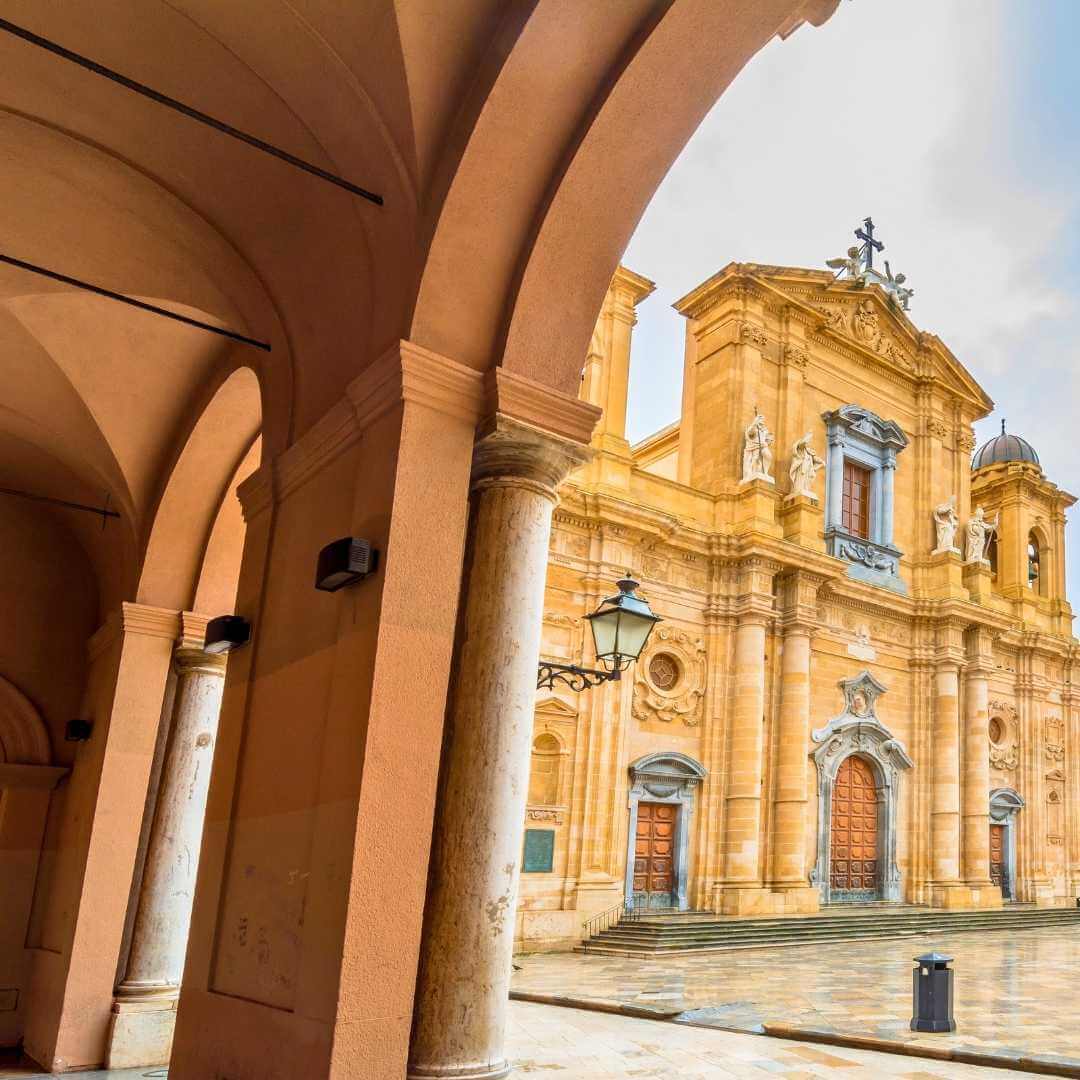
[830, 756, 880, 901]
[634, 802, 677, 909]
[989, 823, 1006, 898]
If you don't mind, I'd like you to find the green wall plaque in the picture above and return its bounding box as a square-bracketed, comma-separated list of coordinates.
[522, 828, 555, 873]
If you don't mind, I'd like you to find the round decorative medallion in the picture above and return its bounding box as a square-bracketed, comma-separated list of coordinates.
[988, 716, 1004, 746]
[648, 652, 682, 692]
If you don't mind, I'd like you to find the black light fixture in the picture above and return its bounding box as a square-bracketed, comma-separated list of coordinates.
[65, 718, 93, 742]
[204, 614, 252, 655]
[537, 577, 661, 692]
[315, 537, 379, 592]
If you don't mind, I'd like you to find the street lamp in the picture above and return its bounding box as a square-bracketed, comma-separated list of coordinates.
[537, 576, 660, 692]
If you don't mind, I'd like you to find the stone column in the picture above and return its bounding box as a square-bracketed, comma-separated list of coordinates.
[961, 640, 998, 905]
[826, 431, 844, 530]
[772, 628, 814, 890]
[408, 416, 587, 1080]
[769, 571, 821, 913]
[108, 636, 226, 1067]
[931, 659, 965, 906]
[880, 451, 896, 548]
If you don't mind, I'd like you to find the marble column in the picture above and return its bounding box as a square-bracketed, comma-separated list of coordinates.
[961, 658, 997, 899]
[931, 661, 964, 903]
[108, 642, 226, 1067]
[771, 625, 813, 891]
[721, 605, 770, 911]
[408, 417, 587, 1080]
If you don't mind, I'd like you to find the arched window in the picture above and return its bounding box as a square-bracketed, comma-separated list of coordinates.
[528, 733, 562, 806]
[1027, 532, 1042, 594]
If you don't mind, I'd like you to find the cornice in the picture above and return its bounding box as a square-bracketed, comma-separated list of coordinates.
[88, 603, 181, 660]
[485, 368, 600, 447]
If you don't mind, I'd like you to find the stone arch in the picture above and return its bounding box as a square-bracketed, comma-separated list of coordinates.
[410, 0, 840, 391]
[624, 751, 707, 911]
[138, 367, 262, 613]
[0, 675, 51, 766]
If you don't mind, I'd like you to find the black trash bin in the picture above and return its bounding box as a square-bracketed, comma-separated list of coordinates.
[910, 952, 956, 1033]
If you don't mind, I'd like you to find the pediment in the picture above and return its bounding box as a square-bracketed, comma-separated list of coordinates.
[535, 696, 579, 720]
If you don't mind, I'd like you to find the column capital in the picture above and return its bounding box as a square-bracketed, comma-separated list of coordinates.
[173, 647, 228, 679]
[471, 414, 591, 500]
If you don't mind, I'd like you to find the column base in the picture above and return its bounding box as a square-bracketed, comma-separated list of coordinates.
[105, 996, 177, 1069]
[965, 884, 1004, 909]
[714, 886, 817, 916]
[1031, 880, 1058, 907]
[573, 878, 623, 916]
[407, 1061, 511, 1080]
[930, 884, 1002, 910]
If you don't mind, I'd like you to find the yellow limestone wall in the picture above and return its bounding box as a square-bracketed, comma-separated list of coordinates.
[514, 263, 1080, 951]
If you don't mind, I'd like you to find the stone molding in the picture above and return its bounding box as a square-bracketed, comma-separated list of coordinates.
[485, 368, 601, 447]
[0, 674, 52, 766]
[0, 763, 68, 789]
[238, 340, 486, 518]
[471, 415, 591, 500]
[89, 604, 181, 660]
[178, 611, 211, 652]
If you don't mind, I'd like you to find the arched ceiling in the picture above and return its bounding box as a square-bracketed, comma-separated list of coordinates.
[0, 0, 839, 612]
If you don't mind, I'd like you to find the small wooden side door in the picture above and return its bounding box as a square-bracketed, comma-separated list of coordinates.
[989, 823, 1006, 898]
[633, 802, 677, 909]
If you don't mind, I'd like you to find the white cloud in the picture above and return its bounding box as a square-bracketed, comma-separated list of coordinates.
[623, 0, 1080, 608]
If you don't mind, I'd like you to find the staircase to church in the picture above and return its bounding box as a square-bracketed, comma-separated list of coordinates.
[577, 903, 1080, 957]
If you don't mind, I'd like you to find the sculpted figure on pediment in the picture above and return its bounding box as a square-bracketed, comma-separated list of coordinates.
[852, 298, 882, 350]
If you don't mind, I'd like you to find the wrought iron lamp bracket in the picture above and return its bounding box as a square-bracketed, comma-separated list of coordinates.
[536, 660, 624, 693]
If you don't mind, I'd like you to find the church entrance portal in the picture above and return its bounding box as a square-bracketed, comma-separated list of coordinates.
[829, 755, 882, 901]
[634, 802, 677, 909]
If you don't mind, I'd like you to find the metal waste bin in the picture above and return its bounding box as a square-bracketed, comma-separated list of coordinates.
[910, 951, 956, 1033]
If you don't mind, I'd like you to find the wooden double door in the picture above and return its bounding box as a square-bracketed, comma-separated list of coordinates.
[830, 755, 881, 900]
[989, 823, 1007, 898]
[633, 802, 677, 909]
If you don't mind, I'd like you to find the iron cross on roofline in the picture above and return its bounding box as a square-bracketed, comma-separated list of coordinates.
[855, 216, 884, 272]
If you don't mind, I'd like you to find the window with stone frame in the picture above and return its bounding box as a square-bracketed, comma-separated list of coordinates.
[841, 460, 872, 539]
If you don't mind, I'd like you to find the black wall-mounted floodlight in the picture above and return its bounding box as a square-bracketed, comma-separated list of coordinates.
[204, 615, 252, 655]
[315, 538, 379, 592]
[65, 719, 93, 742]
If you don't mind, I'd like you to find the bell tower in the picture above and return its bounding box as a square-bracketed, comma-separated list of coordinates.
[970, 422, 1075, 634]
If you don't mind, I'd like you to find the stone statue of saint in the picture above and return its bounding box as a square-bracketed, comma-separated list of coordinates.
[789, 433, 824, 498]
[932, 494, 960, 554]
[741, 411, 775, 483]
[964, 505, 999, 564]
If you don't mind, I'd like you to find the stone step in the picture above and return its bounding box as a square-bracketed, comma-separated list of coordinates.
[577, 905, 1080, 956]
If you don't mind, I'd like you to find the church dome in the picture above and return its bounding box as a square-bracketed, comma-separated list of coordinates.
[972, 422, 1040, 470]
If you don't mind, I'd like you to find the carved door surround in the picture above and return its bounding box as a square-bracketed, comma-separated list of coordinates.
[624, 752, 706, 912]
[989, 787, 1024, 902]
[810, 671, 913, 904]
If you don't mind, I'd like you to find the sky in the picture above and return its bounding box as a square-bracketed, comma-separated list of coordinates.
[622, 0, 1080, 606]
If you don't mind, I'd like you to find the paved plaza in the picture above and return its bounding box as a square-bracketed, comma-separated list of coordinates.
[0, 1002, 1053, 1080]
[512, 925, 1080, 1073]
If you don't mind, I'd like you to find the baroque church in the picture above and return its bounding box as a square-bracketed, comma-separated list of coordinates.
[516, 254, 1078, 951]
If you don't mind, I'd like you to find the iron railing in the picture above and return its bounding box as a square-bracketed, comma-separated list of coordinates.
[580, 897, 641, 953]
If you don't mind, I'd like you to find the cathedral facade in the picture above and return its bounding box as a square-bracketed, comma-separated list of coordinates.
[515, 261, 1078, 951]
